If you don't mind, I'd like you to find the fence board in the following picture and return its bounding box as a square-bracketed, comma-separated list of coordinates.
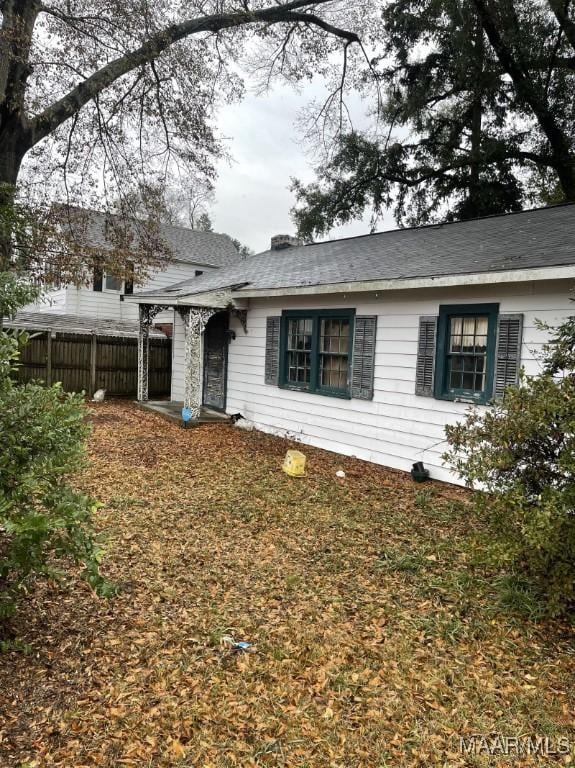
[13, 332, 171, 397]
[15, 332, 48, 384]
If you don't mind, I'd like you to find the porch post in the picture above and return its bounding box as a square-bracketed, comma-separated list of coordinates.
[137, 304, 150, 402]
[183, 307, 218, 418]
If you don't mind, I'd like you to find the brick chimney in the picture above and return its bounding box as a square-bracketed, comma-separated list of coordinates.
[270, 234, 301, 251]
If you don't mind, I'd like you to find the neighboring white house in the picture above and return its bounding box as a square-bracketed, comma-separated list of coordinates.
[24, 208, 240, 329]
[126, 204, 575, 484]
[7, 208, 240, 398]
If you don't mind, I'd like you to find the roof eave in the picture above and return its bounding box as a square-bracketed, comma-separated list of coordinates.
[124, 287, 246, 310]
[233, 264, 575, 298]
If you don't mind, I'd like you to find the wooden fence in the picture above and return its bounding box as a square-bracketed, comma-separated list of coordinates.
[14, 332, 171, 397]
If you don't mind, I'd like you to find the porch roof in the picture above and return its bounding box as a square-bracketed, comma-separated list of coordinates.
[4, 311, 168, 338]
[124, 288, 240, 309]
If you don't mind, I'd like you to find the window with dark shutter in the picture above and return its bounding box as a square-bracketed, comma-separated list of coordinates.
[415, 316, 438, 397]
[351, 316, 377, 400]
[265, 316, 281, 385]
[494, 314, 523, 398]
[434, 303, 499, 403]
[278, 309, 355, 397]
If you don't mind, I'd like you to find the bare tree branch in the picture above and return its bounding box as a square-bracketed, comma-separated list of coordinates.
[31, 1, 359, 146]
[548, 0, 575, 54]
[472, 0, 575, 197]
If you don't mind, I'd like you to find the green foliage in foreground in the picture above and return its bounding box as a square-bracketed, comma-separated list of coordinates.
[0, 272, 112, 625]
[444, 316, 575, 616]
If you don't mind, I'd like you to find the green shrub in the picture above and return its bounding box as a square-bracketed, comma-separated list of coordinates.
[444, 316, 575, 616]
[0, 273, 112, 626]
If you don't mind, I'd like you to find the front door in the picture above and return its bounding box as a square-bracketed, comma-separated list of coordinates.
[202, 312, 228, 410]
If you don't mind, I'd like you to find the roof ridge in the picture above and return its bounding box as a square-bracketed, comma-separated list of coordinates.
[306, 201, 575, 249]
[58, 204, 232, 239]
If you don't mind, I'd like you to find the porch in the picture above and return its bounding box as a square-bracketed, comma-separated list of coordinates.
[135, 293, 247, 422]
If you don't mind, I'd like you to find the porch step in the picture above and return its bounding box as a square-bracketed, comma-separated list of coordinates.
[136, 400, 230, 425]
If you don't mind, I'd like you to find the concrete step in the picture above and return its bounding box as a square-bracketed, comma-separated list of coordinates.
[136, 400, 230, 425]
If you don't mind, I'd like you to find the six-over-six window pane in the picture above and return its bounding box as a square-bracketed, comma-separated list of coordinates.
[447, 315, 488, 394]
[433, 303, 499, 403]
[287, 318, 312, 386]
[320, 318, 350, 390]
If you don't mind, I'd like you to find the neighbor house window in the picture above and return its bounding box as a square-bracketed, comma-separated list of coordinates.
[280, 310, 354, 397]
[104, 273, 123, 292]
[435, 304, 498, 403]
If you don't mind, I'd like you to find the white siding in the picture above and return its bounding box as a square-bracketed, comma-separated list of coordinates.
[64, 261, 214, 323]
[23, 287, 67, 313]
[171, 310, 186, 401]
[223, 279, 574, 485]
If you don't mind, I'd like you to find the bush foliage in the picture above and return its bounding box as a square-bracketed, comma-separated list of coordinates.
[444, 316, 575, 616]
[0, 273, 111, 625]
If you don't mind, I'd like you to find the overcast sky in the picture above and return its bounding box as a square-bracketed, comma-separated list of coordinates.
[209, 81, 394, 254]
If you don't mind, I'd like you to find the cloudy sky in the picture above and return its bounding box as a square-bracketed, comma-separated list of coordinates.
[209, 80, 394, 254]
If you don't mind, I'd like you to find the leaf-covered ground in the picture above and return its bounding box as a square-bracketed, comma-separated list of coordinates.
[1, 401, 574, 767]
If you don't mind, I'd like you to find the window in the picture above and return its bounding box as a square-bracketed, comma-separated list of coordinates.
[447, 315, 488, 392]
[280, 310, 354, 397]
[435, 304, 498, 403]
[319, 317, 350, 390]
[104, 273, 123, 292]
[286, 317, 313, 387]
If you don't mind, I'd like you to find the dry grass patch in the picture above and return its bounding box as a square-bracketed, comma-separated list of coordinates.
[0, 401, 574, 767]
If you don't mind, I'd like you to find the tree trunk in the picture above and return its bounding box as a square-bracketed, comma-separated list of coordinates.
[548, 0, 575, 55]
[468, 19, 484, 211]
[0, 124, 29, 272]
[0, 0, 40, 271]
[0, 126, 27, 189]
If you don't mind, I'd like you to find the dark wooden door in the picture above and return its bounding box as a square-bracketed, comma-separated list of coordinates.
[203, 312, 228, 410]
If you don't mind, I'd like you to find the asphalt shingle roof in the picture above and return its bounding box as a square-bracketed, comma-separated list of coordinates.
[67, 208, 240, 268]
[133, 204, 575, 300]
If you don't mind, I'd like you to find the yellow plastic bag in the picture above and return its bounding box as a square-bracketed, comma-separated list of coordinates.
[282, 449, 306, 477]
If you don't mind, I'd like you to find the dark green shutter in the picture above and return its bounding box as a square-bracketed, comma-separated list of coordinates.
[351, 315, 377, 400]
[124, 261, 134, 295]
[93, 265, 103, 292]
[415, 316, 437, 397]
[265, 316, 281, 385]
[494, 313, 523, 398]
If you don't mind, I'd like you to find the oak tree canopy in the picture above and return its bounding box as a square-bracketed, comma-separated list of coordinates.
[0, 0, 361, 279]
[293, 0, 575, 236]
